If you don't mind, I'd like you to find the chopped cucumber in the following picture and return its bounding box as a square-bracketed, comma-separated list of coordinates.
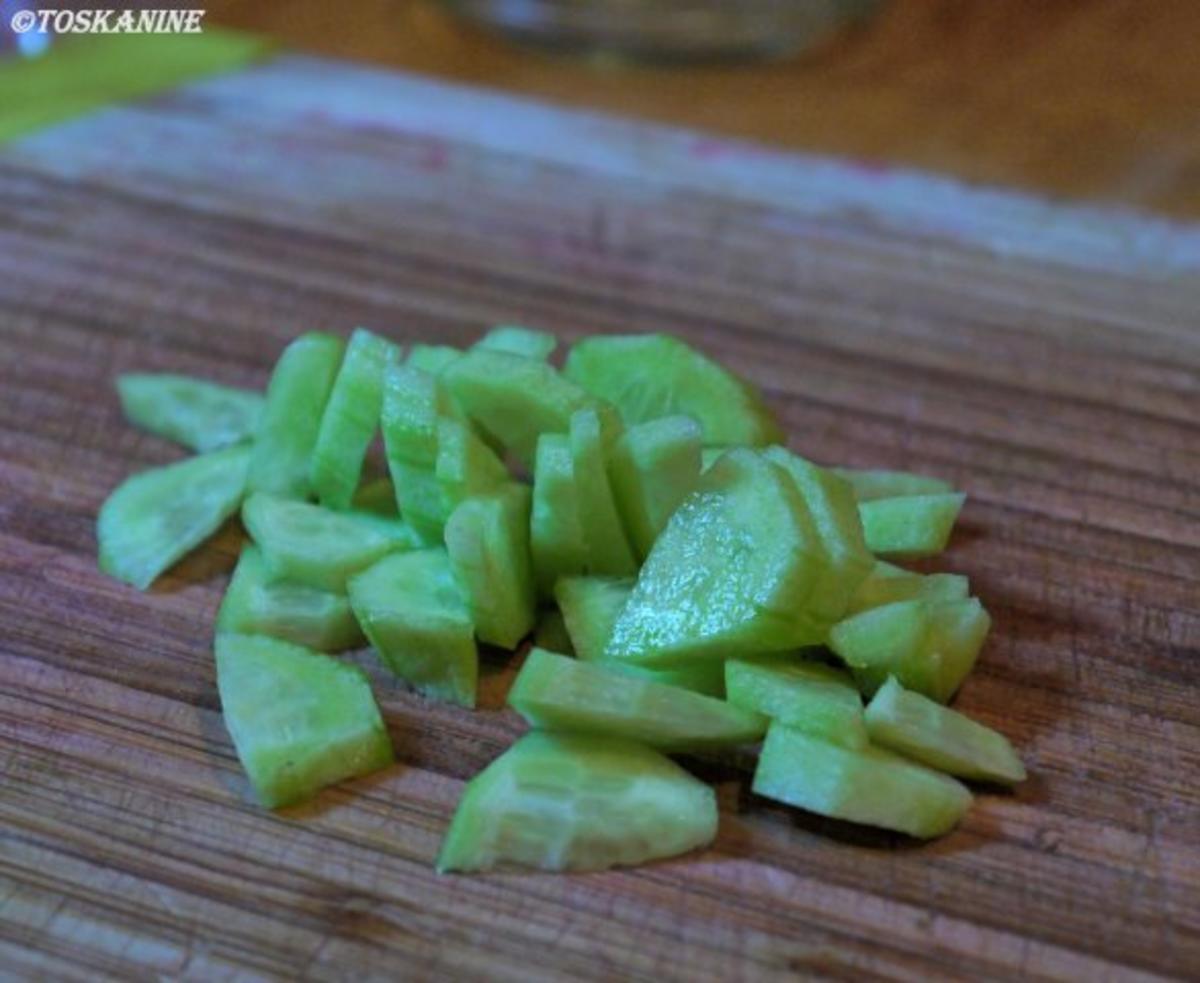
[509, 648, 766, 751]
[348, 548, 477, 707]
[217, 545, 364, 652]
[475, 325, 557, 361]
[927, 598, 991, 703]
[444, 483, 536, 649]
[98, 444, 250, 590]
[117, 373, 264, 452]
[605, 448, 826, 667]
[242, 493, 419, 592]
[753, 723, 972, 838]
[828, 599, 936, 698]
[435, 417, 509, 517]
[833, 468, 953, 502]
[848, 560, 969, 614]
[609, 415, 702, 559]
[865, 677, 1025, 784]
[859, 492, 966, 558]
[406, 344, 462, 375]
[725, 657, 867, 749]
[569, 407, 638, 576]
[437, 732, 717, 873]
[700, 447, 725, 473]
[310, 328, 402, 510]
[530, 433, 588, 595]
[352, 477, 399, 517]
[215, 633, 393, 808]
[380, 362, 454, 540]
[533, 608, 575, 656]
[564, 333, 783, 446]
[247, 332, 344, 499]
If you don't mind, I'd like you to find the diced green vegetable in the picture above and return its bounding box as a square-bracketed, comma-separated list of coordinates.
[474, 325, 557, 361]
[833, 468, 953, 502]
[247, 332, 344, 499]
[351, 477, 399, 517]
[828, 599, 935, 698]
[98, 444, 250, 590]
[435, 417, 509, 517]
[406, 344, 462, 375]
[348, 548, 477, 707]
[530, 433, 588, 595]
[310, 328, 402, 510]
[569, 407, 638, 576]
[700, 448, 726, 473]
[725, 656, 867, 749]
[437, 732, 717, 873]
[509, 648, 766, 751]
[117, 373, 264, 452]
[847, 560, 969, 614]
[217, 545, 364, 652]
[564, 333, 783, 446]
[865, 677, 1025, 784]
[926, 598, 991, 703]
[215, 633, 393, 808]
[533, 608, 574, 655]
[752, 723, 972, 838]
[859, 493, 966, 558]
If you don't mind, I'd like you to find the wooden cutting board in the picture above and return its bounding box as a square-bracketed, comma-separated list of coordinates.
[1, 55, 1197, 981]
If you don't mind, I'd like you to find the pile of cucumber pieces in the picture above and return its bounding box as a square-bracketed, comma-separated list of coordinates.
[99, 326, 1024, 874]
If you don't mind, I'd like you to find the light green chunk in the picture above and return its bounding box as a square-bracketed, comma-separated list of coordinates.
[725, 656, 867, 748]
[833, 468, 953, 502]
[475, 325, 557, 361]
[859, 493, 966, 558]
[117, 373, 263, 452]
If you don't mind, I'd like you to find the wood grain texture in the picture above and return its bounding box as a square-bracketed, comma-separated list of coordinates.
[1, 55, 1198, 981]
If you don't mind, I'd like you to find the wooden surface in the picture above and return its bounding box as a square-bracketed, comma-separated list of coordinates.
[206, 0, 1200, 219]
[1, 54, 1199, 981]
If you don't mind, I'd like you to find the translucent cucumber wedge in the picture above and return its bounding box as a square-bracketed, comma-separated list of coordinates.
[509, 648, 766, 751]
[436, 417, 510, 517]
[443, 349, 598, 468]
[832, 468, 953, 502]
[752, 723, 972, 839]
[828, 600, 936, 699]
[117, 373, 264, 452]
[533, 608, 575, 656]
[926, 598, 991, 703]
[847, 561, 969, 614]
[475, 325, 557, 361]
[531, 433, 588, 596]
[865, 677, 1025, 784]
[859, 492, 966, 558]
[725, 656, 867, 749]
[97, 444, 250, 590]
[564, 333, 783, 447]
[247, 332, 344, 499]
[444, 483, 536, 649]
[217, 545, 364, 652]
[310, 328, 402, 510]
[406, 344, 462, 375]
[569, 408, 638, 576]
[242, 493, 420, 592]
[348, 549, 477, 707]
[605, 448, 826, 668]
[609, 415, 702, 559]
[436, 732, 717, 873]
[215, 633, 393, 809]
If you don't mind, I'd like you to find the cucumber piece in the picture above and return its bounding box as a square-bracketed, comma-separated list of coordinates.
[927, 598, 991, 703]
[215, 633, 393, 808]
[765, 447, 873, 623]
[700, 448, 725, 473]
[348, 549, 477, 707]
[310, 328, 402, 510]
[444, 483, 536, 649]
[443, 349, 598, 467]
[217, 545, 364, 652]
[242, 493, 419, 592]
[555, 575, 724, 696]
[859, 492, 966, 558]
[564, 333, 783, 447]
[406, 344, 462, 375]
[117, 373, 264, 452]
[351, 477, 399, 517]
[865, 677, 1025, 784]
[435, 417, 510, 516]
[848, 561, 969, 614]
[247, 332, 345, 499]
[97, 444, 250, 590]
[569, 407, 638, 576]
[725, 657, 867, 749]
[609, 415, 702, 559]
[533, 608, 575, 656]
[605, 448, 826, 668]
[475, 325, 557, 361]
[752, 723, 972, 839]
[437, 732, 717, 873]
[832, 468, 953, 502]
[530, 433, 588, 595]
[828, 600, 937, 699]
[509, 648, 766, 751]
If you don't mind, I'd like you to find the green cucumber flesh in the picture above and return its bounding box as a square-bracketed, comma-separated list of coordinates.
[859, 492, 966, 558]
[437, 731, 717, 873]
[117, 373, 263, 452]
[352, 477, 399, 517]
[700, 447, 726, 473]
[833, 468, 953, 502]
[474, 324, 557, 361]
[828, 599, 937, 699]
[848, 561, 969, 614]
[530, 433, 588, 596]
[406, 344, 462, 375]
[569, 407, 638, 576]
[533, 608, 575, 655]
[725, 656, 867, 749]
[215, 633, 393, 808]
[927, 598, 991, 703]
[435, 417, 510, 516]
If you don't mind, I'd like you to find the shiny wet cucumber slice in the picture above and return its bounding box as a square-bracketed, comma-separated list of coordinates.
[215, 633, 393, 808]
[564, 333, 783, 447]
[569, 407, 637, 576]
[508, 648, 766, 751]
[530, 433, 588, 596]
[865, 676, 1025, 785]
[241, 493, 419, 592]
[348, 548, 477, 707]
[310, 328, 402, 510]
[444, 483, 536, 649]
[847, 560, 968, 614]
[725, 656, 867, 749]
[752, 723, 971, 839]
[435, 417, 509, 518]
[98, 443, 250, 590]
[474, 324, 557, 361]
[833, 467, 953, 502]
[117, 373, 263, 452]
[247, 332, 344, 499]
[859, 492, 966, 558]
[217, 545, 363, 653]
[437, 731, 717, 873]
